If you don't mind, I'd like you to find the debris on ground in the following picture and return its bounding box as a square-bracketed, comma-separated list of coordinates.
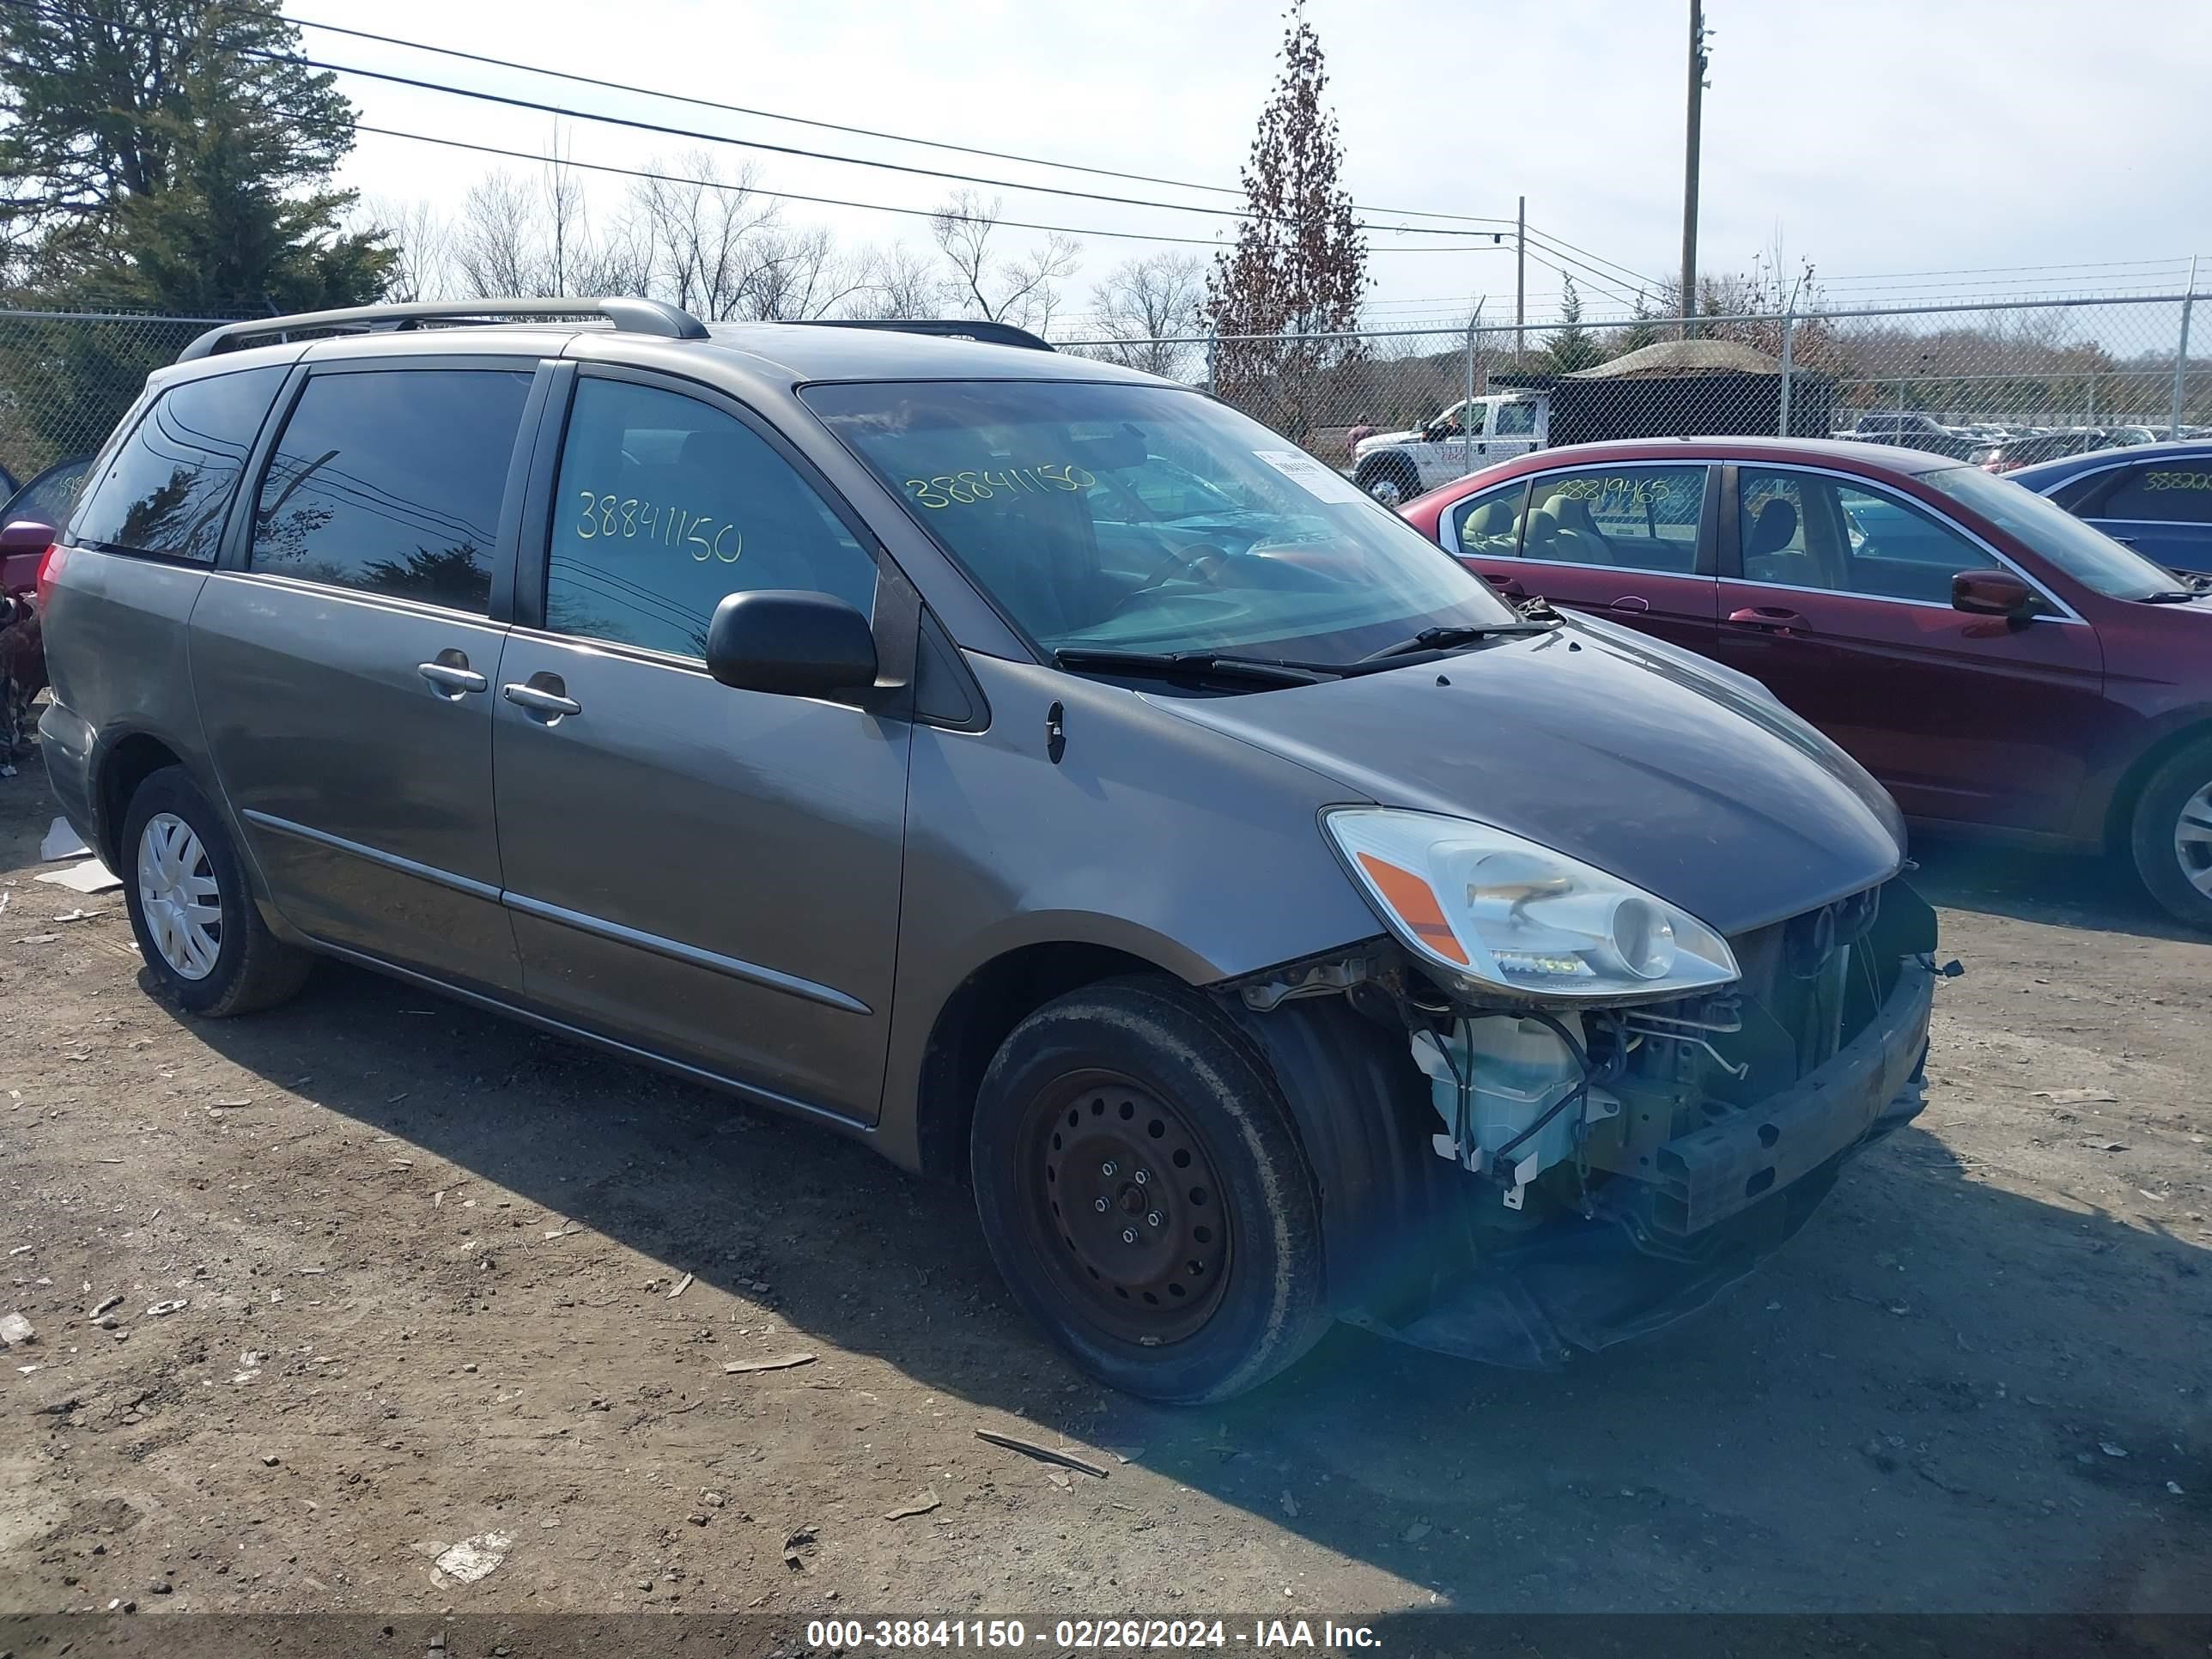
[884, 1489, 941, 1520]
[974, 1429, 1109, 1480]
[2100, 1443, 2129, 1458]
[2033, 1088, 2119, 1104]
[34, 860, 123, 895]
[432, 1532, 514, 1585]
[40, 817, 89, 861]
[0, 1312, 34, 1347]
[782, 1525, 818, 1571]
[89, 1293, 122, 1318]
[667, 1272, 694, 1299]
[723, 1352, 817, 1375]
[143, 1298, 187, 1317]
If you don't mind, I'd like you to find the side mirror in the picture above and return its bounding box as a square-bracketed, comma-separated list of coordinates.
[0, 520, 56, 554]
[1951, 569, 2039, 620]
[706, 590, 878, 699]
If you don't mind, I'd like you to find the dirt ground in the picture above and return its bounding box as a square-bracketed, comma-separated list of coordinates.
[2, 760, 2209, 1626]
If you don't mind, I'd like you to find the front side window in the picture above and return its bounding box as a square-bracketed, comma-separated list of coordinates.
[250, 368, 533, 614]
[2092, 462, 2212, 525]
[803, 379, 1513, 664]
[1741, 469, 1996, 604]
[1524, 466, 1705, 574]
[1449, 483, 1526, 556]
[546, 378, 877, 659]
[1921, 462, 2176, 600]
[73, 367, 283, 562]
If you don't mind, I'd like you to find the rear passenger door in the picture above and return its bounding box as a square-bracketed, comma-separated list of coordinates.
[491, 367, 911, 1121]
[1454, 461, 1720, 653]
[2068, 459, 2212, 574]
[191, 357, 545, 992]
[1714, 465, 2106, 831]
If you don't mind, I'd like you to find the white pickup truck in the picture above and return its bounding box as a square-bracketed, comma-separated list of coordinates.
[1350, 392, 1550, 506]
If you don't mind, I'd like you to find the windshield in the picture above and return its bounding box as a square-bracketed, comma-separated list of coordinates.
[1920, 463, 2181, 600]
[804, 379, 1514, 664]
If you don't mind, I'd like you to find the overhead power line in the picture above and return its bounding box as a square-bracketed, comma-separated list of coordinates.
[277, 6, 1542, 234]
[338, 121, 1518, 256]
[0, 0, 1515, 246]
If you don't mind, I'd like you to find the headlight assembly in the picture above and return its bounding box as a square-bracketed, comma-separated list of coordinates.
[1326, 808, 1739, 1003]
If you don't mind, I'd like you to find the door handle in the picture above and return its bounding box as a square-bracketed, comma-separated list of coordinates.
[416, 659, 487, 697]
[1607, 595, 1650, 614]
[1727, 605, 1813, 635]
[1483, 572, 1528, 599]
[501, 681, 581, 720]
[2108, 533, 2139, 546]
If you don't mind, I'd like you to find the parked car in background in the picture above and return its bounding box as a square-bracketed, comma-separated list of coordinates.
[0, 454, 93, 760]
[1404, 436, 2212, 927]
[1351, 392, 1547, 506]
[40, 299, 1940, 1401]
[1830, 410, 1979, 459]
[2006, 441, 2212, 574]
[1976, 427, 2152, 473]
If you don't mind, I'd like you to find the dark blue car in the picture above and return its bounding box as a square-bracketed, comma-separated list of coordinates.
[2007, 440, 2212, 574]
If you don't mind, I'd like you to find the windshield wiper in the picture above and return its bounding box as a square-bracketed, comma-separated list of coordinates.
[1355, 620, 1559, 662]
[2139, 590, 2204, 604]
[1053, 647, 1340, 687]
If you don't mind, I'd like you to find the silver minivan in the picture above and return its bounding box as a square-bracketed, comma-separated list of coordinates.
[33, 300, 1939, 1401]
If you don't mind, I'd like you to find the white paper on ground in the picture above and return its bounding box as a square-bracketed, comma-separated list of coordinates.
[1252, 448, 1373, 507]
[34, 860, 122, 895]
[40, 817, 90, 862]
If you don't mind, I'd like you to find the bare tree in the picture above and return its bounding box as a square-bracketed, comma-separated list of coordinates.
[1086, 252, 1205, 377]
[845, 242, 945, 320]
[739, 226, 865, 320]
[929, 191, 1080, 333]
[356, 198, 451, 301]
[624, 152, 779, 319]
[453, 170, 540, 297]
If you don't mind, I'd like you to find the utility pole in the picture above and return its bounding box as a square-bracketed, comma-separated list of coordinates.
[1514, 196, 1526, 360]
[1680, 0, 1709, 338]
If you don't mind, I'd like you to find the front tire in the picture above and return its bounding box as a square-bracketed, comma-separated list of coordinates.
[120, 766, 312, 1016]
[969, 978, 1328, 1403]
[1358, 462, 1417, 508]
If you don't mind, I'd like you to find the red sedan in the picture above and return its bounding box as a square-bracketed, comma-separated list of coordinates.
[1401, 437, 2212, 927]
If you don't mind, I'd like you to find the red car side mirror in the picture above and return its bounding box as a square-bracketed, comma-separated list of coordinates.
[0, 519, 56, 554]
[1952, 569, 2039, 621]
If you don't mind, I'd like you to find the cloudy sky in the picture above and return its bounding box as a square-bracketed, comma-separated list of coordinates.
[313, 0, 2212, 331]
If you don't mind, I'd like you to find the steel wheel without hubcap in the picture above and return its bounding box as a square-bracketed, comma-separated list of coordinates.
[137, 811, 222, 980]
[1364, 475, 1409, 507]
[1020, 1070, 1232, 1345]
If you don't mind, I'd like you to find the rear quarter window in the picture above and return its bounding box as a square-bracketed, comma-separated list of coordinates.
[71, 367, 284, 563]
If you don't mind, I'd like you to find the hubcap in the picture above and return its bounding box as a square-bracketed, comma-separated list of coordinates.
[1366, 477, 1407, 507]
[137, 812, 222, 980]
[1021, 1072, 1231, 1345]
[2176, 784, 2212, 896]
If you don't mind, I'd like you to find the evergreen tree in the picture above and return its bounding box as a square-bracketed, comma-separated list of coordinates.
[0, 0, 390, 460]
[1202, 7, 1368, 442]
[1541, 277, 1605, 374]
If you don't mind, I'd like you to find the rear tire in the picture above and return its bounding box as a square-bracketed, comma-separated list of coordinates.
[120, 766, 312, 1017]
[2129, 738, 2212, 930]
[969, 977, 1328, 1404]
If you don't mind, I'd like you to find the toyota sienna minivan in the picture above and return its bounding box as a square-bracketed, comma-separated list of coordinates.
[31, 299, 1941, 1401]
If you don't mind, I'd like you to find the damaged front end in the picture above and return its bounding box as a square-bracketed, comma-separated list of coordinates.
[1227, 875, 1943, 1370]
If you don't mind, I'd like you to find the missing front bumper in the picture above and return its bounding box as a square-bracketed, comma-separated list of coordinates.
[1352, 960, 1935, 1370]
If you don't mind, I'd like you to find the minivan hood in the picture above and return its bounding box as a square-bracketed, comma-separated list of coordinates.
[1152, 621, 1905, 939]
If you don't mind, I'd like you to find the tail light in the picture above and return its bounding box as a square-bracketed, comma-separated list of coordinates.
[33, 540, 65, 610]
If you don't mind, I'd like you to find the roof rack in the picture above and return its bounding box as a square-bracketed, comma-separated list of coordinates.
[799, 319, 1054, 352]
[177, 297, 708, 362]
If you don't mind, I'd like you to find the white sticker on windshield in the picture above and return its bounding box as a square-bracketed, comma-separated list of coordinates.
[1252, 448, 1371, 507]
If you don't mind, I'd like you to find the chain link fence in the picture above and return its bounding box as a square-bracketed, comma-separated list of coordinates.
[1062, 290, 2210, 499]
[0, 294, 2203, 501]
[0, 310, 232, 482]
